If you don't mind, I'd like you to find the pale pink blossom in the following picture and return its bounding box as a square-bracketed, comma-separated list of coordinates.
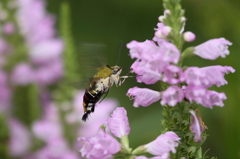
[161, 86, 184, 106]
[183, 31, 195, 42]
[78, 129, 121, 159]
[162, 65, 184, 84]
[154, 23, 172, 38]
[68, 91, 117, 138]
[108, 107, 130, 138]
[28, 137, 79, 159]
[156, 40, 180, 64]
[2, 22, 15, 34]
[9, 118, 31, 157]
[184, 86, 227, 108]
[184, 66, 235, 88]
[127, 87, 161, 107]
[193, 38, 232, 60]
[144, 131, 180, 156]
[11, 63, 34, 85]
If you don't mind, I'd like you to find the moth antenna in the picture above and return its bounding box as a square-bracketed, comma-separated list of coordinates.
[116, 41, 123, 66]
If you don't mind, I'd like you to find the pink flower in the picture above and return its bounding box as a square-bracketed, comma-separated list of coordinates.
[30, 39, 63, 63]
[127, 39, 180, 84]
[162, 65, 184, 84]
[144, 131, 180, 156]
[154, 23, 172, 38]
[189, 110, 208, 143]
[184, 86, 227, 108]
[2, 22, 15, 34]
[183, 31, 195, 42]
[108, 107, 130, 138]
[8, 118, 31, 157]
[156, 40, 180, 64]
[17, 0, 64, 85]
[161, 86, 184, 106]
[184, 66, 235, 88]
[68, 91, 117, 138]
[201, 90, 226, 108]
[33, 58, 63, 85]
[193, 38, 232, 60]
[11, 63, 34, 85]
[127, 87, 161, 107]
[78, 129, 121, 159]
[28, 137, 79, 159]
[131, 60, 163, 84]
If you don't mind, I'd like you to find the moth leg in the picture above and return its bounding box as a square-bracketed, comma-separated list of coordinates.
[117, 75, 134, 86]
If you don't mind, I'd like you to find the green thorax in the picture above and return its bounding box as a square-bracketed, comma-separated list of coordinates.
[94, 66, 112, 79]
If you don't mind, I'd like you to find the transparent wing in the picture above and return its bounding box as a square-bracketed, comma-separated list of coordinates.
[63, 42, 108, 89]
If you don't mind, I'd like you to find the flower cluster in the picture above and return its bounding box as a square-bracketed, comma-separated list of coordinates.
[78, 107, 180, 159]
[126, 16, 235, 109]
[12, 0, 64, 86]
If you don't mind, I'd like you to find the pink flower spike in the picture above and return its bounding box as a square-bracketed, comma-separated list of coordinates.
[193, 38, 232, 60]
[183, 31, 195, 42]
[161, 86, 184, 106]
[162, 65, 184, 84]
[127, 87, 161, 107]
[78, 129, 120, 159]
[108, 107, 130, 138]
[144, 131, 180, 156]
[189, 110, 208, 143]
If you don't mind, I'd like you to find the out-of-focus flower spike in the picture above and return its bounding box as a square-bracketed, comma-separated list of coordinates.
[193, 38, 232, 60]
[189, 109, 208, 143]
[127, 87, 161, 107]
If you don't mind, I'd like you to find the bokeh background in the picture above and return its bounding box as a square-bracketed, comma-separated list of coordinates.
[2, 0, 239, 158]
[47, 0, 239, 158]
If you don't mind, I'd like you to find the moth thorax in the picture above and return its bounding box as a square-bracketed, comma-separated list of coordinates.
[111, 65, 122, 75]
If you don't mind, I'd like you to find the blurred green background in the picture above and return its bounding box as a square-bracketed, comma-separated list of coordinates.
[49, 0, 239, 158]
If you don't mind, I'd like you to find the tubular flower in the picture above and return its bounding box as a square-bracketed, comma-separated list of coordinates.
[184, 66, 235, 88]
[107, 107, 130, 138]
[144, 131, 180, 156]
[161, 86, 184, 106]
[162, 65, 184, 84]
[193, 38, 232, 60]
[78, 129, 121, 159]
[127, 87, 161, 107]
[184, 86, 226, 108]
[189, 110, 208, 143]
